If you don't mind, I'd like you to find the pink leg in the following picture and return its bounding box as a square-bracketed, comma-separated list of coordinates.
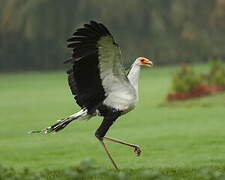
[99, 140, 119, 170]
[103, 136, 142, 156]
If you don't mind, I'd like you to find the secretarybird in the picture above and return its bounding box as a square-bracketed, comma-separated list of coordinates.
[31, 21, 153, 170]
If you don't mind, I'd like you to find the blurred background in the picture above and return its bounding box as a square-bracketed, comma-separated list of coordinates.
[0, 0, 225, 71]
[1, 0, 225, 178]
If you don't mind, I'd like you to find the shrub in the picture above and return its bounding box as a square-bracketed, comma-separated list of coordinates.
[172, 62, 203, 93]
[208, 59, 225, 87]
[166, 61, 225, 101]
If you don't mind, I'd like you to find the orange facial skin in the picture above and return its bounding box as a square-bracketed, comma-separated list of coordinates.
[137, 57, 153, 67]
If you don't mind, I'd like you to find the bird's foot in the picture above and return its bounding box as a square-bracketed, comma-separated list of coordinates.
[134, 145, 142, 156]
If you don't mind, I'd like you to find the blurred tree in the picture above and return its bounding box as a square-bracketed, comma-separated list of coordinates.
[0, 0, 224, 71]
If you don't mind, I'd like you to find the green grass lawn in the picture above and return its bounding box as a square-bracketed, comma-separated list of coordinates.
[1, 65, 225, 179]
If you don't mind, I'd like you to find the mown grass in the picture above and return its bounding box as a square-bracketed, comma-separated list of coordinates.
[0, 64, 225, 179]
[1, 159, 225, 180]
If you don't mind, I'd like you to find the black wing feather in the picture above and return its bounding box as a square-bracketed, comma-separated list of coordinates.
[84, 24, 102, 36]
[67, 42, 95, 48]
[90, 21, 104, 34]
[66, 21, 113, 113]
[72, 48, 98, 59]
[67, 36, 91, 42]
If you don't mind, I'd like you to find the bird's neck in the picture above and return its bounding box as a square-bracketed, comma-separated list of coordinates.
[127, 63, 141, 96]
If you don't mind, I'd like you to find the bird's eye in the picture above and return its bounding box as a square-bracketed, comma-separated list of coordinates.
[141, 59, 145, 62]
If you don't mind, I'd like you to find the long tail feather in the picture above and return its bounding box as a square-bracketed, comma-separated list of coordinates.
[29, 109, 89, 134]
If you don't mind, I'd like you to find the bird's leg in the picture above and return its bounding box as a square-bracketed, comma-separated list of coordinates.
[98, 140, 119, 170]
[95, 114, 120, 170]
[103, 136, 142, 156]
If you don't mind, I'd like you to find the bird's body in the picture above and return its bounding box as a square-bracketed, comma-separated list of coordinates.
[31, 21, 153, 170]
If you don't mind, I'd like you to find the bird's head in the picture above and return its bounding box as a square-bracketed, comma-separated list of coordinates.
[136, 57, 153, 67]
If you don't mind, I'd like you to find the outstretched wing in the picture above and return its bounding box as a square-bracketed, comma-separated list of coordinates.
[66, 21, 135, 113]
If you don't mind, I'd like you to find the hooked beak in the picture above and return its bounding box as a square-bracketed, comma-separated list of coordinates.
[144, 60, 153, 67]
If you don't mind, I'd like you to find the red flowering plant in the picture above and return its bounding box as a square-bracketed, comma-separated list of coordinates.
[167, 60, 225, 101]
[167, 62, 208, 100]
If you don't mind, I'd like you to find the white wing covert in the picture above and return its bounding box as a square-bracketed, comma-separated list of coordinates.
[98, 36, 137, 111]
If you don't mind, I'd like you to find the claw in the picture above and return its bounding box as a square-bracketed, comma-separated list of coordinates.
[134, 145, 141, 156]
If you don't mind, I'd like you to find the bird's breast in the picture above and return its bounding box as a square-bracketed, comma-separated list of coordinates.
[103, 90, 137, 113]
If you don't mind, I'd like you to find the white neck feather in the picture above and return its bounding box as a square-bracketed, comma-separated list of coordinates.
[127, 61, 141, 98]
